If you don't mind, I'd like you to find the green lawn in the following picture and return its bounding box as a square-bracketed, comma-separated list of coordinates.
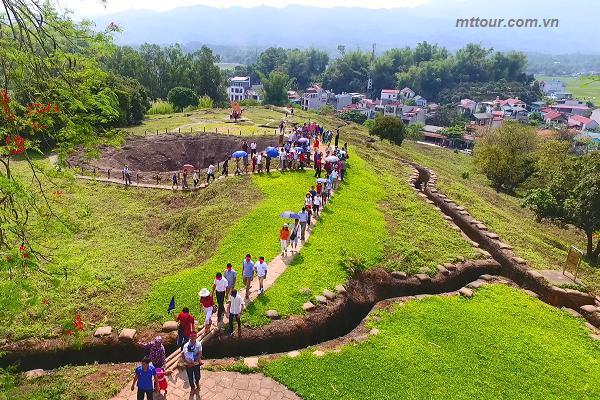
[264, 284, 600, 400]
[133, 170, 318, 327]
[536, 75, 600, 101]
[1, 167, 262, 340]
[367, 139, 598, 292]
[243, 149, 388, 327]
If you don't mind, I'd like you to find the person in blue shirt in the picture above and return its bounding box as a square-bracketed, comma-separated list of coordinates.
[242, 254, 255, 299]
[131, 355, 156, 400]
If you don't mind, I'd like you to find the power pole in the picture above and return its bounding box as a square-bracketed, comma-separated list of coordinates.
[367, 43, 376, 98]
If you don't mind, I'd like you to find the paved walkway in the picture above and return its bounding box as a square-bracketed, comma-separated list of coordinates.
[110, 370, 301, 400]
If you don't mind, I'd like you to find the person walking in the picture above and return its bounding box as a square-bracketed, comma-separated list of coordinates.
[335, 128, 340, 147]
[140, 336, 166, 370]
[182, 171, 189, 189]
[243, 155, 249, 174]
[175, 307, 195, 350]
[331, 169, 340, 191]
[222, 158, 229, 176]
[234, 158, 241, 176]
[309, 186, 317, 201]
[181, 332, 202, 395]
[280, 223, 290, 256]
[242, 254, 254, 300]
[227, 289, 244, 338]
[313, 193, 322, 217]
[250, 140, 257, 157]
[313, 137, 320, 152]
[206, 165, 215, 183]
[124, 165, 132, 186]
[340, 159, 347, 181]
[257, 153, 263, 173]
[212, 273, 228, 323]
[299, 151, 305, 170]
[242, 141, 249, 154]
[198, 288, 216, 331]
[266, 155, 271, 173]
[255, 256, 268, 295]
[289, 219, 300, 252]
[252, 155, 257, 173]
[130, 356, 156, 400]
[298, 207, 309, 241]
[314, 157, 322, 178]
[193, 171, 199, 187]
[279, 149, 286, 171]
[172, 172, 178, 189]
[322, 179, 331, 206]
[224, 263, 237, 301]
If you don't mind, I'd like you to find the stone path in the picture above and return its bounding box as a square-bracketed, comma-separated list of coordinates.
[110, 370, 301, 400]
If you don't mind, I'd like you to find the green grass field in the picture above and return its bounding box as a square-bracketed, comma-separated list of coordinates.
[264, 284, 600, 400]
[536, 76, 600, 100]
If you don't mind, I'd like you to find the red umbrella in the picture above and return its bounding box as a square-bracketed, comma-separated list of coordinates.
[182, 164, 195, 171]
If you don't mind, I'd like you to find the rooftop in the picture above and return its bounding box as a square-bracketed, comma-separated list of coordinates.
[570, 115, 595, 124]
[382, 89, 399, 94]
[551, 105, 589, 110]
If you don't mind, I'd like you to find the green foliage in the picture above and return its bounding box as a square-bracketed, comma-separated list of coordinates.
[217, 360, 261, 374]
[363, 119, 375, 129]
[264, 285, 600, 400]
[369, 116, 406, 145]
[242, 151, 388, 327]
[239, 99, 261, 107]
[259, 71, 295, 106]
[339, 110, 367, 124]
[316, 105, 336, 116]
[147, 100, 175, 115]
[167, 87, 199, 112]
[426, 105, 469, 127]
[339, 248, 367, 277]
[404, 98, 417, 106]
[405, 122, 425, 142]
[461, 171, 470, 179]
[474, 121, 538, 192]
[556, 283, 589, 292]
[197, 95, 214, 110]
[522, 153, 600, 263]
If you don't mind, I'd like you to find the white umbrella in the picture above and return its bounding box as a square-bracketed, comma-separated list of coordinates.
[326, 155, 339, 163]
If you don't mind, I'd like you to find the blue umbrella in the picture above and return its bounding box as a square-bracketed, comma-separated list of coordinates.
[279, 211, 301, 219]
[298, 138, 310, 144]
[265, 147, 279, 157]
[232, 150, 247, 158]
[316, 178, 329, 183]
[294, 147, 305, 152]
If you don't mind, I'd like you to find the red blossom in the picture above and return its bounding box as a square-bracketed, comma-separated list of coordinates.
[20, 246, 25, 251]
[55, 106, 60, 112]
[42, 299, 49, 305]
[43, 125, 47, 129]
[76, 314, 82, 321]
[34, 103, 40, 107]
[6, 257, 11, 262]
[67, 330, 73, 335]
[23, 254, 29, 259]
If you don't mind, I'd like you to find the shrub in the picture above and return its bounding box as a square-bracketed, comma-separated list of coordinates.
[317, 105, 337, 116]
[363, 119, 375, 129]
[339, 110, 367, 124]
[461, 171, 470, 179]
[198, 95, 214, 109]
[167, 87, 199, 112]
[340, 248, 367, 277]
[147, 100, 174, 115]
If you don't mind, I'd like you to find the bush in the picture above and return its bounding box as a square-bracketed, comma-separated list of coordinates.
[363, 119, 375, 129]
[369, 116, 406, 146]
[147, 100, 174, 115]
[167, 86, 199, 112]
[339, 110, 367, 124]
[317, 105, 337, 116]
[461, 171, 470, 179]
[340, 248, 367, 277]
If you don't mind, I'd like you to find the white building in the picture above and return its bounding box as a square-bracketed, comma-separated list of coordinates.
[227, 76, 263, 103]
[539, 79, 567, 95]
[459, 98, 477, 113]
[301, 84, 330, 111]
[400, 87, 416, 99]
[381, 89, 400, 105]
[328, 93, 353, 111]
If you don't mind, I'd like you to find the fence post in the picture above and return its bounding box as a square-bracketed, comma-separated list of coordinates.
[228, 129, 229, 134]
[108, 169, 110, 179]
[165, 128, 168, 133]
[215, 128, 217, 134]
[137, 174, 139, 184]
[122, 171, 124, 181]
[178, 128, 180, 133]
[93, 168, 96, 174]
[191, 127, 193, 133]
[204, 127, 206, 132]
[156, 129, 159, 135]
[156, 175, 159, 185]
[145, 130, 147, 136]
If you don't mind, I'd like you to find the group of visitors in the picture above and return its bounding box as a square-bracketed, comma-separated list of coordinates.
[133, 337, 169, 399]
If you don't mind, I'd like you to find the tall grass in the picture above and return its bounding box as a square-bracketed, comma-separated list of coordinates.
[147, 100, 175, 115]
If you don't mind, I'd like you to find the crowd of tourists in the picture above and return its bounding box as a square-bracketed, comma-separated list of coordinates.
[131, 124, 349, 398]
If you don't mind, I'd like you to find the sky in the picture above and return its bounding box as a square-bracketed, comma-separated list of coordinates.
[60, 0, 435, 18]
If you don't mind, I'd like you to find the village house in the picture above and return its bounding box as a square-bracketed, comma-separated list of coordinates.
[530, 101, 547, 112]
[568, 115, 599, 130]
[459, 98, 477, 113]
[539, 79, 567, 94]
[400, 87, 416, 99]
[402, 106, 426, 125]
[380, 89, 400, 105]
[287, 90, 301, 104]
[414, 95, 427, 107]
[301, 84, 330, 111]
[227, 76, 263, 103]
[543, 110, 568, 124]
[328, 93, 353, 111]
[472, 113, 493, 126]
[355, 98, 377, 117]
[549, 104, 589, 117]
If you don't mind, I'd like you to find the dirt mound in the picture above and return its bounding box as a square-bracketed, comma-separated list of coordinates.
[72, 133, 279, 173]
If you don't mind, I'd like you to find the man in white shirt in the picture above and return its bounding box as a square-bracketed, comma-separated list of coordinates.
[313, 193, 322, 217]
[279, 150, 287, 171]
[206, 165, 215, 184]
[227, 290, 244, 337]
[257, 153, 263, 173]
[123, 165, 132, 185]
[212, 272, 228, 322]
[250, 140, 257, 157]
[180, 332, 202, 393]
[255, 256, 268, 295]
[331, 170, 339, 191]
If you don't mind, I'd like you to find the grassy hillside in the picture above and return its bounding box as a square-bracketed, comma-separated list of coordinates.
[536, 75, 600, 100]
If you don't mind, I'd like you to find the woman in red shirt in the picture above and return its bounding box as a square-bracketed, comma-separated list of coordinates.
[198, 288, 215, 331]
[280, 224, 290, 256]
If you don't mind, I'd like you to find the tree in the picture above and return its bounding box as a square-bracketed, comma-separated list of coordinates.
[260, 71, 294, 106]
[339, 110, 367, 124]
[474, 121, 539, 192]
[406, 122, 425, 141]
[404, 98, 417, 106]
[523, 153, 600, 264]
[168, 87, 199, 111]
[189, 46, 227, 106]
[370, 116, 406, 145]
[337, 45, 346, 56]
[317, 105, 337, 116]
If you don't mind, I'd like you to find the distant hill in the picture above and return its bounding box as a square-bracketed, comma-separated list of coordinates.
[94, 0, 599, 54]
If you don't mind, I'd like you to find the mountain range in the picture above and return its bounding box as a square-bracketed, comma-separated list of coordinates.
[93, 0, 599, 54]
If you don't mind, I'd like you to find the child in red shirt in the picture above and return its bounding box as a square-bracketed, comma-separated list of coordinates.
[155, 367, 168, 396]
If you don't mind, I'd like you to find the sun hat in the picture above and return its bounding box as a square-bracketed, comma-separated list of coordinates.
[156, 368, 163, 375]
[283, 223, 288, 227]
[199, 288, 210, 297]
[154, 336, 162, 344]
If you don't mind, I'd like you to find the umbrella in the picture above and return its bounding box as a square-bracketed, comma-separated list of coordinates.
[294, 147, 305, 152]
[316, 178, 329, 183]
[339, 150, 347, 155]
[326, 155, 339, 162]
[182, 164, 195, 171]
[232, 151, 247, 158]
[265, 146, 279, 158]
[279, 211, 301, 219]
[297, 138, 310, 144]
